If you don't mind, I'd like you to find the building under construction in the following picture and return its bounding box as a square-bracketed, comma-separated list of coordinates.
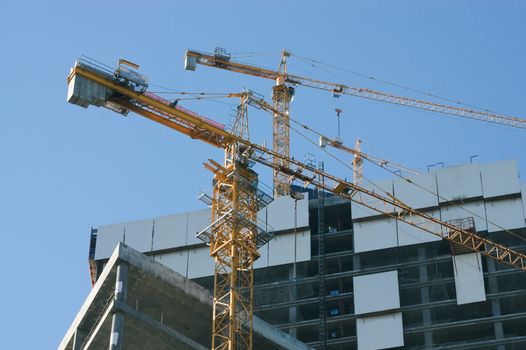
[59, 159, 526, 350]
[59, 51, 526, 349]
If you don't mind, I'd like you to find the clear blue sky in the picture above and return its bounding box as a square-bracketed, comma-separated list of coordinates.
[1, 1, 525, 348]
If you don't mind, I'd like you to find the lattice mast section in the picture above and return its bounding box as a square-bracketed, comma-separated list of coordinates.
[272, 50, 292, 197]
[207, 161, 258, 350]
[352, 138, 364, 185]
[201, 95, 272, 350]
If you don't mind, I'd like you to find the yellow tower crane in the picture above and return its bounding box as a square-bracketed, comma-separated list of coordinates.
[186, 48, 295, 198]
[319, 134, 420, 184]
[184, 48, 526, 129]
[184, 47, 526, 187]
[232, 89, 421, 184]
[68, 56, 526, 350]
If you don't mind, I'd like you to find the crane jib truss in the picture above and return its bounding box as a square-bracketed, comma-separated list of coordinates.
[185, 49, 526, 129]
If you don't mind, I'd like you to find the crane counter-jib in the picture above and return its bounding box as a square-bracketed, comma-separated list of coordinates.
[67, 59, 230, 147]
[185, 49, 279, 81]
[67, 57, 526, 273]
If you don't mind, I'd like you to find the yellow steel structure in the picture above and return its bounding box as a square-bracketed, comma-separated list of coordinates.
[320, 135, 419, 183]
[68, 58, 526, 350]
[229, 91, 418, 184]
[352, 138, 364, 185]
[70, 62, 263, 350]
[118, 59, 140, 69]
[271, 50, 292, 197]
[186, 47, 526, 191]
[186, 49, 294, 198]
[202, 94, 264, 350]
[185, 48, 526, 129]
[204, 154, 259, 350]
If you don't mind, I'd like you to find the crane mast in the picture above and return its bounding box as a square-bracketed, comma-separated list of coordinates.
[352, 138, 364, 185]
[203, 95, 261, 350]
[272, 50, 292, 197]
[68, 57, 526, 350]
[231, 91, 419, 184]
[319, 135, 420, 180]
[186, 48, 294, 197]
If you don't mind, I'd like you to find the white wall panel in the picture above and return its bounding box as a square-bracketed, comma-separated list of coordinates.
[397, 210, 442, 247]
[351, 180, 394, 220]
[295, 229, 311, 263]
[294, 196, 309, 228]
[353, 271, 399, 315]
[268, 232, 293, 267]
[351, 201, 377, 220]
[258, 196, 309, 232]
[95, 223, 125, 260]
[154, 251, 188, 277]
[153, 213, 188, 250]
[123, 219, 153, 253]
[486, 197, 525, 232]
[393, 172, 438, 209]
[481, 160, 520, 198]
[267, 230, 311, 266]
[186, 208, 211, 246]
[522, 184, 526, 219]
[354, 218, 397, 253]
[356, 313, 404, 350]
[187, 246, 215, 278]
[441, 201, 487, 232]
[437, 164, 482, 202]
[154, 229, 311, 277]
[453, 253, 486, 305]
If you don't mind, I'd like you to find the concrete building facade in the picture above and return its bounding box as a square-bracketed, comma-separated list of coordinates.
[62, 159, 526, 349]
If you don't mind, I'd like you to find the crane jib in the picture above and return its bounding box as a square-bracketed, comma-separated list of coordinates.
[186, 49, 525, 129]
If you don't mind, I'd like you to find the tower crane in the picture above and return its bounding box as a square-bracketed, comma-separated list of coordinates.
[67, 57, 526, 350]
[227, 87, 420, 185]
[186, 48, 295, 198]
[184, 47, 526, 189]
[184, 48, 526, 129]
[318, 134, 420, 184]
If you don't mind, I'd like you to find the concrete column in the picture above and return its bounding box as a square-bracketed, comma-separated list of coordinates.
[487, 259, 505, 350]
[72, 328, 88, 350]
[288, 264, 298, 338]
[352, 254, 361, 271]
[109, 262, 129, 350]
[418, 247, 433, 348]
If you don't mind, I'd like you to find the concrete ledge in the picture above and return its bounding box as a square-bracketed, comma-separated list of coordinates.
[58, 243, 312, 350]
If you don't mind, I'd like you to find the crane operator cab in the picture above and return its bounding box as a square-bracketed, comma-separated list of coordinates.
[114, 59, 149, 93]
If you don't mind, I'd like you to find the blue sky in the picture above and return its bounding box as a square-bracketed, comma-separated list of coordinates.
[1, 1, 525, 348]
